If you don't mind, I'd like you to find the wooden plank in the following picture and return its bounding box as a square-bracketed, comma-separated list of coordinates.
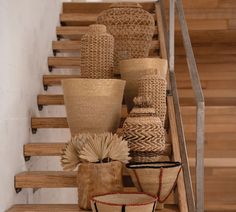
[43, 75, 81, 86]
[189, 158, 236, 168]
[38, 95, 64, 106]
[60, 13, 97, 26]
[184, 124, 236, 133]
[48, 57, 81, 69]
[31, 117, 68, 129]
[218, 0, 236, 8]
[179, 89, 236, 98]
[228, 19, 236, 29]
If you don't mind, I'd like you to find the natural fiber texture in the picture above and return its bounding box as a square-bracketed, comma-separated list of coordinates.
[62, 79, 125, 136]
[91, 192, 157, 212]
[119, 58, 167, 111]
[130, 151, 166, 163]
[77, 161, 123, 210]
[126, 162, 182, 203]
[97, 3, 155, 73]
[138, 75, 167, 126]
[80, 24, 114, 79]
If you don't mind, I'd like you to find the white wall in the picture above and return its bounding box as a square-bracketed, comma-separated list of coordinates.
[0, 0, 67, 211]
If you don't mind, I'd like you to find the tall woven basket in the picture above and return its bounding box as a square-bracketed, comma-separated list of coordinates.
[138, 75, 167, 126]
[97, 3, 155, 72]
[126, 161, 182, 203]
[80, 24, 114, 79]
[62, 79, 125, 136]
[119, 58, 168, 111]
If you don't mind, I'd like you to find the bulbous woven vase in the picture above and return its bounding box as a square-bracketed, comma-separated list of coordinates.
[80, 24, 114, 78]
[97, 3, 155, 73]
[62, 79, 125, 136]
[126, 161, 182, 203]
[77, 161, 123, 210]
[119, 58, 168, 111]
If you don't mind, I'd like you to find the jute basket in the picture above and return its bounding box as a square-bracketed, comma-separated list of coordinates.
[97, 3, 155, 73]
[81, 24, 114, 79]
[126, 162, 182, 203]
[62, 79, 125, 136]
[119, 58, 167, 111]
[138, 75, 167, 126]
[77, 161, 123, 210]
[91, 192, 157, 212]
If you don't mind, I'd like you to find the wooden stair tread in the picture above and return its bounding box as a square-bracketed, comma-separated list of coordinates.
[48, 57, 81, 68]
[189, 158, 236, 168]
[60, 13, 97, 26]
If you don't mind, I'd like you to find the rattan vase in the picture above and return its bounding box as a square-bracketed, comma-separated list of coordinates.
[62, 79, 125, 136]
[91, 192, 157, 212]
[138, 75, 167, 126]
[126, 162, 182, 203]
[77, 161, 123, 210]
[97, 3, 155, 73]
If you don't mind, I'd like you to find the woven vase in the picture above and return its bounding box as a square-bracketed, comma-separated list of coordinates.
[62, 79, 125, 136]
[138, 75, 167, 126]
[119, 58, 168, 111]
[91, 192, 157, 212]
[97, 3, 155, 73]
[80, 24, 114, 79]
[77, 161, 123, 210]
[126, 161, 182, 203]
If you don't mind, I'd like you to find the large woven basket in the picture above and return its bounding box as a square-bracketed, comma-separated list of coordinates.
[78, 161, 123, 210]
[81, 24, 114, 79]
[138, 75, 167, 126]
[97, 3, 155, 73]
[62, 79, 125, 136]
[119, 58, 167, 111]
[126, 162, 182, 203]
[91, 192, 157, 212]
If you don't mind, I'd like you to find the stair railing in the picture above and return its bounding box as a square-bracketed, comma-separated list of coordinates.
[159, 0, 205, 212]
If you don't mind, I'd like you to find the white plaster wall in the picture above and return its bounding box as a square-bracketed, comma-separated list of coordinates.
[0, 0, 68, 211]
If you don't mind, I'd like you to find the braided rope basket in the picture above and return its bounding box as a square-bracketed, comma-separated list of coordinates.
[80, 24, 114, 79]
[97, 3, 155, 73]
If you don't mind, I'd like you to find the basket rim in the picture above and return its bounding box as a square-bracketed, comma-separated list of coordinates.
[90, 192, 157, 207]
[126, 161, 182, 169]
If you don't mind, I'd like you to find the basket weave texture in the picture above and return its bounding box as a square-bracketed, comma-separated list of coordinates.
[97, 3, 155, 72]
[138, 75, 167, 126]
[80, 24, 114, 79]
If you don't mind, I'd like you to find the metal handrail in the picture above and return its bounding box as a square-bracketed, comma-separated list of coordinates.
[159, 0, 205, 211]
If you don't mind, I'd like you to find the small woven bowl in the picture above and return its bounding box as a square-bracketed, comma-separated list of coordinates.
[91, 192, 157, 212]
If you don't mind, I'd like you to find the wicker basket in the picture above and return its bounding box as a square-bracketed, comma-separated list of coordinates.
[77, 161, 123, 210]
[119, 58, 167, 111]
[97, 3, 155, 73]
[62, 79, 125, 136]
[138, 75, 167, 126]
[126, 161, 182, 203]
[80, 24, 114, 79]
[91, 192, 157, 212]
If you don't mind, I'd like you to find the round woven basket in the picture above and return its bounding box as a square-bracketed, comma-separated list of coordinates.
[91, 192, 157, 212]
[97, 3, 155, 73]
[77, 161, 123, 210]
[62, 79, 125, 136]
[80, 24, 114, 79]
[138, 75, 167, 126]
[126, 161, 182, 203]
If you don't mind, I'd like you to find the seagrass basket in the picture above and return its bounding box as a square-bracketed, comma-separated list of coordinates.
[62, 79, 125, 136]
[80, 24, 114, 79]
[138, 75, 167, 126]
[91, 192, 157, 212]
[97, 3, 155, 73]
[126, 161, 182, 203]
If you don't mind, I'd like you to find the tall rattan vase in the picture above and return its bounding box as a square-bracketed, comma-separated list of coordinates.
[97, 3, 155, 73]
[80, 24, 114, 79]
[62, 79, 125, 136]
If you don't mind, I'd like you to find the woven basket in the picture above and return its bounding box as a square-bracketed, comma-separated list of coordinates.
[130, 151, 167, 163]
[91, 192, 157, 212]
[77, 161, 123, 210]
[126, 162, 182, 203]
[97, 3, 155, 73]
[80, 24, 114, 79]
[119, 58, 167, 111]
[62, 79, 125, 136]
[138, 75, 167, 126]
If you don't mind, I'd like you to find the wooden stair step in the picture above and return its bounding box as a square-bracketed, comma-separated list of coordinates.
[48, 57, 81, 69]
[189, 158, 236, 168]
[43, 75, 81, 87]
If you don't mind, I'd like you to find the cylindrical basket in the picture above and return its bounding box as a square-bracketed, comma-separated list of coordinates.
[62, 79, 125, 136]
[80, 24, 114, 79]
[91, 192, 158, 212]
[77, 161, 123, 210]
[126, 161, 182, 203]
[97, 3, 155, 72]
